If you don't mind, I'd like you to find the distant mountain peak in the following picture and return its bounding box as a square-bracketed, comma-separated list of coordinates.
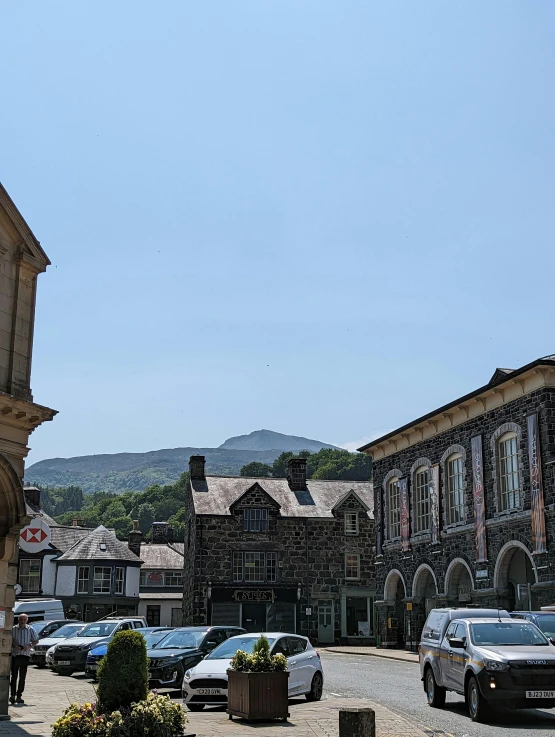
[218, 430, 340, 453]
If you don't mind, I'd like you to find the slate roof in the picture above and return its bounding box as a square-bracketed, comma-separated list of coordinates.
[25, 501, 57, 527]
[191, 478, 373, 519]
[139, 543, 184, 569]
[50, 525, 95, 553]
[57, 525, 142, 563]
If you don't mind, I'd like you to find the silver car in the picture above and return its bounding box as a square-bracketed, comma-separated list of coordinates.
[420, 616, 555, 722]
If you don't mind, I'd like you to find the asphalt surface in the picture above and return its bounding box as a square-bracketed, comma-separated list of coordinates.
[320, 651, 555, 737]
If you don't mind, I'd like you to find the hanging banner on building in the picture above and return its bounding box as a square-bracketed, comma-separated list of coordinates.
[527, 413, 547, 554]
[375, 486, 383, 556]
[399, 477, 410, 552]
[471, 435, 487, 563]
[429, 464, 440, 545]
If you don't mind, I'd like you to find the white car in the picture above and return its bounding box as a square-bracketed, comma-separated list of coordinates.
[182, 632, 323, 711]
[31, 623, 85, 668]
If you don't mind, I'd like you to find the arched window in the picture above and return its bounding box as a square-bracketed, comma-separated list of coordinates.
[387, 478, 400, 539]
[414, 465, 430, 533]
[498, 431, 520, 510]
[446, 453, 464, 524]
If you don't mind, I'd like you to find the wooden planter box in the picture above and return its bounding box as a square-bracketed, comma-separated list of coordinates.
[227, 670, 289, 722]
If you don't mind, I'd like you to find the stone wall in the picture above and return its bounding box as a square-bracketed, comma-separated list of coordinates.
[373, 387, 555, 649]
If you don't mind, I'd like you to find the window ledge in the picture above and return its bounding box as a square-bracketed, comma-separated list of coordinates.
[410, 534, 432, 544]
[443, 522, 473, 534]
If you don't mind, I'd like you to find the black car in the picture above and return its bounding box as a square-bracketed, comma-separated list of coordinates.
[511, 611, 555, 644]
[147, 626, 245, 689]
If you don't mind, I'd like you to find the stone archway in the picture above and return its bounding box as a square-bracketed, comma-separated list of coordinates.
[412, 564, 438, 611]
[494, 541, 537, 611]
[382, 569, 407, 649]
[444, 558, 474, 605]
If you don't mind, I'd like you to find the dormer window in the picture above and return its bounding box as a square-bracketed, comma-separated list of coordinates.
[243, 508, 269, 532]
[344, 512, 359, 535]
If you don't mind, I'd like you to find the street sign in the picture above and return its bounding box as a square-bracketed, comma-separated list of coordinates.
[19, 518, 51, 553]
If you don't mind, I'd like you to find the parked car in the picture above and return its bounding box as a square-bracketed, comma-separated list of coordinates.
[31, 622, 85, 667]
[85, 627, 174, 677]
[26, 620, 72, 639]
[14, 599, 65, 622]
[182, 632, 324, 711]
[510, 612, 555, 644]
[52, 617, 147, 675]
[147, 626, 246, 690]
[420, 616, 555, 722]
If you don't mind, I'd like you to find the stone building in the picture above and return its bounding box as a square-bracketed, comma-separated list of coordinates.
[183, 455, 374, 644]
[0, 184, 55, 715]
[138, 521, 184, 627]
[360, 357, 555, 650]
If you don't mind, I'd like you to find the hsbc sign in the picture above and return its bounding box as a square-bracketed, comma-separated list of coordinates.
[19, 519, 51, 553]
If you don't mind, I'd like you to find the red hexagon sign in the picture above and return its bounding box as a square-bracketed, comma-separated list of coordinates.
[19, 519, 51, 553]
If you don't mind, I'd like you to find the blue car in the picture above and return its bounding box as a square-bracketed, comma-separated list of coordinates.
[85, 627, 174, 678]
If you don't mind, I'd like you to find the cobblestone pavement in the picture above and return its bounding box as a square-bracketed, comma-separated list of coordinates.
[321, 647, 419, 664]
[0, 666, 429, 737]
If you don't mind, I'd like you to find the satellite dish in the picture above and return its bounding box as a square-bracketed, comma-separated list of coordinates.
[14, 584, 22, 596]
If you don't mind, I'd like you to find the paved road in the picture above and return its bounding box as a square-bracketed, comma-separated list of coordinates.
[321, 651, 555, 737]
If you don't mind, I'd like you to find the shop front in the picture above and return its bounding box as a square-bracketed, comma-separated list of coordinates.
[340, 586, 375, 643]
[209, 587, 299, 633]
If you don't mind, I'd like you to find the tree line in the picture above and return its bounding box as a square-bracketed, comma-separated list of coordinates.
[239, 448, 372, 481]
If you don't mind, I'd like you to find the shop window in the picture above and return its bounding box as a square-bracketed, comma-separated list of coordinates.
[77, 566, 90, 594]
[447, 454, 465, 523]
[232, 551, 278, 582]
[93, 567, 112, 594]
[498, 432, 520, 510]
[243, 508, 269, 532]
[19, 559, 40, 594]
[115, 567, 125, 595]
[344, 512, 359, 535]
[414, 466, 430, 532]
[345, 554, 360, 580]
[346, 596, 373, 637]
[387, 478, 400, 539]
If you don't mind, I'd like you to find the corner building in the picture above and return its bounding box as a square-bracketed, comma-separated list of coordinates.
[360, 357, 555, 650]
[183, 455, 374, 644]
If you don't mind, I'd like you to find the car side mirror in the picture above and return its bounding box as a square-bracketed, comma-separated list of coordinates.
[205, 641, 218, 650]
[448, 637, 465, 649]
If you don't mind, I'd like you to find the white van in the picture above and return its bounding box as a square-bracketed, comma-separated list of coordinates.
[14, 599, 65, 623]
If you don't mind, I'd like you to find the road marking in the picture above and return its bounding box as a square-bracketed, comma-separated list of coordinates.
[329, 692, 343, 697]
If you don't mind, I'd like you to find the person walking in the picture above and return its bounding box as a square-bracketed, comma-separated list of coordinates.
[10, 613, 38, 704]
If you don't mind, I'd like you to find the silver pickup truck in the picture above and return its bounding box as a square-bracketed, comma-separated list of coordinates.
[420, 615, 555, 722]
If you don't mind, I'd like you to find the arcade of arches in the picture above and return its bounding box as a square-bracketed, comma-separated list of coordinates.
[377, 542, 541, 650]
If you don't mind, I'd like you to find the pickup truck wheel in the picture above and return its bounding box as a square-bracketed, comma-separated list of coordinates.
[425, 668, 446, 708]
[467, 675, 491, 723]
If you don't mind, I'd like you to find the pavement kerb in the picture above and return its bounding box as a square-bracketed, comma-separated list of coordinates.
[323, 647, 419, 664]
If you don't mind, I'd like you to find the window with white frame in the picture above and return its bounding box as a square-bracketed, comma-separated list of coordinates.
[344, 511, 359, 535]
[19, 559, 40, 593]
[232, 551, 278, 582]
[93, 567, 112, 594]
[414, 466, 430, 533]
[114, 567, 125, 595]
[345, 553, 360, 580]
[498, 432, 520, 510]
[447, 454, 465, 523]
[164, 571, 183, 587]
[77, 566, 90, 594]
[243, 508, 269, 532]
[387, 478, 401, 538]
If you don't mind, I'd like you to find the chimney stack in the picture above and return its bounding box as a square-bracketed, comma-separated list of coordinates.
[286, 457, 307, 491]
[23, 486, 41, 508]
[72, 518, 84, 527]
[189, 455, 206, 481]
[151, 521, 170, 544]
[128, 519, 142, 557]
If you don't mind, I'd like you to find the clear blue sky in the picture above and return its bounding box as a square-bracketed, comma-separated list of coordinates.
[2, 2, 555, 465]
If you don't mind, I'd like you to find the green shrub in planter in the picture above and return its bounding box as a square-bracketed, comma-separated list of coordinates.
[230, 635, 287, 672]
[97, 630, 148, 712]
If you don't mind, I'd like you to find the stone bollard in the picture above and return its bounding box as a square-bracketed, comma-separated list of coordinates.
[339, 707, 376, 737]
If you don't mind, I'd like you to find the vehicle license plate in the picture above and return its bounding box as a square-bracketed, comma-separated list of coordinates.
[197, 688, 222, 695]
[58, 661, 71, 666]
[526, 690, 555, 698]
[89, 664, 97, 671]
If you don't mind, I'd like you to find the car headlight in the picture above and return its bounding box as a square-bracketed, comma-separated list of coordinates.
[79, 643, 92, 651]
[485, 659, 509, 672]
[184, 670, 192, 681]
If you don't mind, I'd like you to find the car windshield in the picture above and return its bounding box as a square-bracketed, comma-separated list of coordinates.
[206, 636, 276, 660]
[536, 616, 555, 638]
[50, 624, 84, 638]
[79, 622, 118, 638]
[31, 622, 49, 636]
[144, 632, 173, 648]
[154, 631, 204, 649]
[471, 622, 548, 646]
